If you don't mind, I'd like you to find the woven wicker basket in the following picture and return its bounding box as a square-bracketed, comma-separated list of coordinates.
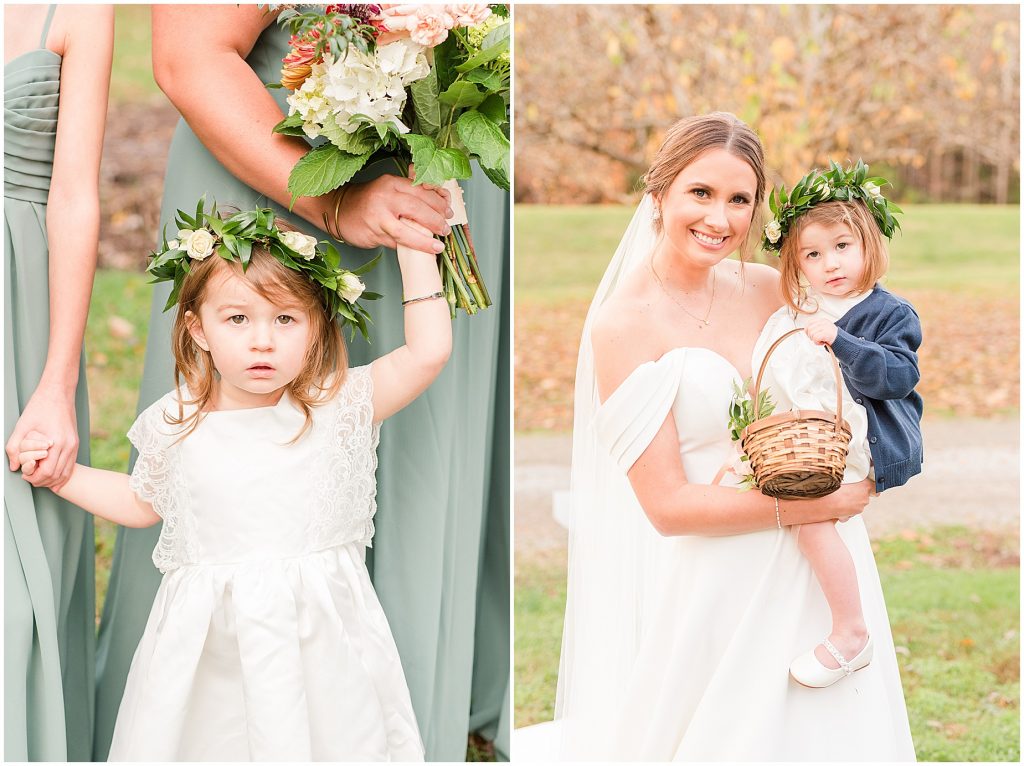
[740, 328, 852, 500]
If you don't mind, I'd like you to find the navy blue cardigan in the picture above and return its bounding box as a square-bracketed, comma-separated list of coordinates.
[829, 285, 923, 492]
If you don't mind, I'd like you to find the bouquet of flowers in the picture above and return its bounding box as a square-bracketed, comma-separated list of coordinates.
[270, 3, 510, 316]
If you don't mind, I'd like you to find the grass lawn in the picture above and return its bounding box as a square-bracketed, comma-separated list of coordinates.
[515, 528, 1020, 761]
[84, 269, 150, 616]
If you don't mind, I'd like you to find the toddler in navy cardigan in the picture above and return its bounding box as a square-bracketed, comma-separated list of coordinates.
[763, 162, 923, 689]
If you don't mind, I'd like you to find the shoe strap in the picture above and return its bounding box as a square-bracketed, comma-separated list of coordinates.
[822, 638, 852, 675]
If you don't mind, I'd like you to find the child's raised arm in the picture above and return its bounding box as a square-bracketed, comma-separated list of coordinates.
[18, 432, 160, 529]
[830, 303, 922, 400]
[371, 220, 453, 421]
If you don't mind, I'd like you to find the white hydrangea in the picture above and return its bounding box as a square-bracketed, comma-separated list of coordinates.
[288, 40, 430, 138]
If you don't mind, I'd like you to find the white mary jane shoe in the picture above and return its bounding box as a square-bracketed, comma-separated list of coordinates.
[789, 635, 873, 688]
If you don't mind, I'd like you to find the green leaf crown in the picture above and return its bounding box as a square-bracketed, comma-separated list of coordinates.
[147, 197, 380, 340]
[761, 159, 904, 253]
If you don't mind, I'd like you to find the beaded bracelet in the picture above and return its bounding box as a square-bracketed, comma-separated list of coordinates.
[774, 497, 782, 529]
[402, 291, 445, 307]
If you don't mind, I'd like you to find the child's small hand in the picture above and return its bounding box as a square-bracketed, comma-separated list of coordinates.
[17, 431, 53, 482]
[804, 318, 839, 346]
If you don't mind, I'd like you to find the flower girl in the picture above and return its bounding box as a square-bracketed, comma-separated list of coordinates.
[758, 162, 923, 688]
[16, 202, 451, 760]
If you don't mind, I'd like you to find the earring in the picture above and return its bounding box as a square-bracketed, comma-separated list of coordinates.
[652, 205, 661, 222]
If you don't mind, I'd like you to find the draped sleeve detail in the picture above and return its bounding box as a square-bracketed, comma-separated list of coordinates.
[594, 350, 688, 473]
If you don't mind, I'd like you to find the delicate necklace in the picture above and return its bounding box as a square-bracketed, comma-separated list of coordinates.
[650, 261, 717, 328]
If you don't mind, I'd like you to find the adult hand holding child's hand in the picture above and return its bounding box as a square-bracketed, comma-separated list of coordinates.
[13, 429, 53, 484]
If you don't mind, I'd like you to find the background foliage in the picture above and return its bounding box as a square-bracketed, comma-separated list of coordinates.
[515, 5, 1020, 204]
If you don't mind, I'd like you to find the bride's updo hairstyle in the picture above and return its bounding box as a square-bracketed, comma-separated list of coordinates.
[641, 112, 767, 262]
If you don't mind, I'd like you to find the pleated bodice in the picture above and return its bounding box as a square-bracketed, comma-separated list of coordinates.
[4, 50, 60, 204]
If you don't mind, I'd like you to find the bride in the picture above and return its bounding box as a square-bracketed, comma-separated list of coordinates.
[516, 113, 915, 761]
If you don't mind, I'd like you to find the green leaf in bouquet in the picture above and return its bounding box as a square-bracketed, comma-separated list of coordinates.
[455, 34, 509, 73]
[465, 68, 504, 93]
[286, 144, 373, 206]
[410, 67, 443, 139]
[437, 123, 468, 154]
[432, 36, 459, 91]
[481, 19, 511, 49]
[439, 81, 487, 110]
[403, 134, 473, 186]
[273, 111, 307, 137]
[456, 110, 509, 176]
[480, 163, 509, 192]
[319, 113, 376, 155]
[477, 93, 507, 125]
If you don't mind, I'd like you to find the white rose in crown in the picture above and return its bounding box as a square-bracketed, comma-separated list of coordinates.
[178, 228, 216, 260]
[818, 181, 831, 198]
[861, 181, 883, 201]
[280, 231, 318, 260]
[337, 272, 366, 303]
[764, 219, 782, 244]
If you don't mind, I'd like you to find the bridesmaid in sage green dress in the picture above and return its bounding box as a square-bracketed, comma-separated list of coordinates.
[4, 5, 113, 761]
[93, 7, 509, 761]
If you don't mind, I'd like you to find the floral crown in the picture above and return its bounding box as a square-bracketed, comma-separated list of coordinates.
[761, 160, 903, 253]
[147, 198, 380, 340]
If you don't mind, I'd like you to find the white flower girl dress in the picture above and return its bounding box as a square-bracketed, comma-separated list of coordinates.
[106, 365, 424, 761]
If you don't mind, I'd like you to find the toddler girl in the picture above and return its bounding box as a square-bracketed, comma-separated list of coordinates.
[758, 162, 923, 688]
[16, 202, 452, 759]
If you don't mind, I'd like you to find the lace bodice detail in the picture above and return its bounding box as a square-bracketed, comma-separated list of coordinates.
[127, 365, 380, 574]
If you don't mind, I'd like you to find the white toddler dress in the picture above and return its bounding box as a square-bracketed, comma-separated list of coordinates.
[106, 365, 424, 761]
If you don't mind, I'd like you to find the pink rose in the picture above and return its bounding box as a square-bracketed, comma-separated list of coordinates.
[448, 4, 491, 28]
[376, 4, 455, 47]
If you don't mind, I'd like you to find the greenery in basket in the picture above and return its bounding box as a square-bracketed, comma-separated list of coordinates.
[728, 379, 776, 490]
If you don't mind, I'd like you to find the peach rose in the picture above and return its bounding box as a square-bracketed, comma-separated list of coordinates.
[449, 4, 491, 28]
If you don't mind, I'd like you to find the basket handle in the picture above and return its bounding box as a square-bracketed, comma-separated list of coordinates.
[751, 327, 844, 434]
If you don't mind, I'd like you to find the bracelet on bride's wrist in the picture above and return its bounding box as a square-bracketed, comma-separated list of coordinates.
[774, 497, 782, 529]
[401, 290, 445, 307]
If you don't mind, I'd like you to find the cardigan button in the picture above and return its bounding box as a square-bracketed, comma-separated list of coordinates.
[855, 398, 863, 404]
[869, 436, 878, 444]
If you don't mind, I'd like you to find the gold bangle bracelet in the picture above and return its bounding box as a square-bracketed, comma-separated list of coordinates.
[321, 186, 350, 243]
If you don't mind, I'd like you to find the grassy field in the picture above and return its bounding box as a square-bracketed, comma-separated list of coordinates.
[110, 6, 160, 105]
[515, 528, 1020, 761]
[514, 204, 1020, 304]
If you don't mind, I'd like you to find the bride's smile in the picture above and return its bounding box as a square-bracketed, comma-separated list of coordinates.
[655, 147, 758, 271]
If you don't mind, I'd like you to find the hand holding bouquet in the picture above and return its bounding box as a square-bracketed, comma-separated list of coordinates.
[270, 3, 510, 316]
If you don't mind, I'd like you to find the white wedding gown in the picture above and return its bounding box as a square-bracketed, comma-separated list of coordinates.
[515, 345, 915, 761]
[106, 366, 423, 761]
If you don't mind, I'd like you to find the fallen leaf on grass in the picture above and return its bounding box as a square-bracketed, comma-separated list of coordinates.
[108, 316, 135, 340]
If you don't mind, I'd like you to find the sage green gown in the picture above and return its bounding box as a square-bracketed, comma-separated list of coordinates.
[4, 6, 96, 761]
[94, 23, 509, 762]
